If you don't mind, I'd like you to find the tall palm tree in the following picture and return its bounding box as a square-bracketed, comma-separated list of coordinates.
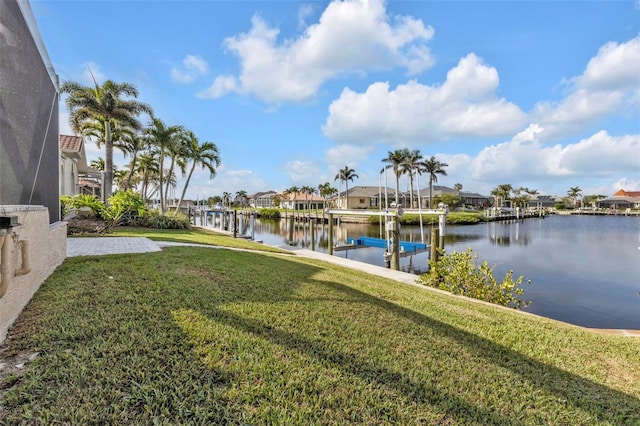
[491, 183, 513, 209]
[283, 186, 300, 212]
[382, 149, 407, 207]
[174, 131, 220, 214]
[235, 190, 248, 210]
[136, 152, 159, 202]
[61, 79, 151, 200]
[317, 182, 337, 211]
[334, 166, 358, 209]
[423, 156, 449, 208]
[400, 149, 424, 209]
[144, 117, 184, 213]
[121, 132, 147, 191]
[454, 183, 463, 193]
[567, 186, 582, 208]
[222, 192, 232, 209]
[300, 185, 316, 212]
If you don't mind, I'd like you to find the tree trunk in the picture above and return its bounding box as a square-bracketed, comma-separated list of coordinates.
[175, 162, 195, 215]
[158, 151, 165, 214]
[104, 119, 113, 201]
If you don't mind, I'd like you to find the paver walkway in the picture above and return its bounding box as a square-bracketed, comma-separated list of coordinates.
[67, 237, 162, 257]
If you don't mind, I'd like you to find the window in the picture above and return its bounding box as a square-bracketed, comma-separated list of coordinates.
[359, 198, 365, 204]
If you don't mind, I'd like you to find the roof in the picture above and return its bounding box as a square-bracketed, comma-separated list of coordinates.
[60, 135, 88, 172]
[613, 189, 640, 198]
[248, 191, 277, 199]
[60, 134, 83, 152]
[330, 186, 399, 198]
[280, 191, 324, 202]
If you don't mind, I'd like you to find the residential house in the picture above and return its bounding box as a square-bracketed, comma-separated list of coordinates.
[60, 135, 87, 196]
[280, 191, 324, 210]
[597, 189, 640, 209]
[330, 186, 402, 209]
[415, 185, 490, 209]
[529, 195, 563, 209]
[248, 191, 278, 208]
[1, 0, 67, 344]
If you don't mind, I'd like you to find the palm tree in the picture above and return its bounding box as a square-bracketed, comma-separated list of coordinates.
[174, 131, 220, 215]
[423, 156, 448, 208]
[300, 185, 316, 212]
[235, 190, 248, 210]
[334, 166, 358, 209]
[61, 79, 151, 200]
[318, 182, 337, 211]
[90, 157, 105, 172]
[400, 149, 424, 209]
[382, 149, 408, 207]
[491, 184, 513, 209]
[567, 186, 582, 208]
[121, 132, 147, 191]
[454, 183, 463, 193]
[222, 192, 232, 209]
[144, 117, 184, 213]
[136, 152, 159, 202]
[283, 186, 300, 213]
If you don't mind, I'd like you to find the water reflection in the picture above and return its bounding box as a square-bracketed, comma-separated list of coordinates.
[486, 222, 531, 246]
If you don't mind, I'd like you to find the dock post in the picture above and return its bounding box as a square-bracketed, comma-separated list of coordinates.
[288, 215, 294, 244]
[251, 212, 255, 240]
[310, 218, 315, 250]
[430, 227, 440, 263]
[387, 218, 400, 271]
[438, 211, 446, 250]
[233, 210, 238, 238]
[328, 213, 334, 255]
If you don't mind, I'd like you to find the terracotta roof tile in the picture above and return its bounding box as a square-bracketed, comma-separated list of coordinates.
[60, 134, 83, 151]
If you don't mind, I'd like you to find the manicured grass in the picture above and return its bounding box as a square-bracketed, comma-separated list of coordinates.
[1, 247, 639, 424]
[109, 226, 291, 254]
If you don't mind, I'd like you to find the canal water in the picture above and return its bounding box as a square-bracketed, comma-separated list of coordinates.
[207, 214, 640, 330]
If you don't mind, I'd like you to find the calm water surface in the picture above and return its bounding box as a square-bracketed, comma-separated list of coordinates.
[209, 214, 640, 329]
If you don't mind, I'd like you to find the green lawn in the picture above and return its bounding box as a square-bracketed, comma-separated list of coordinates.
[1, 243, 638, 424]
[109, 226, 291, 254]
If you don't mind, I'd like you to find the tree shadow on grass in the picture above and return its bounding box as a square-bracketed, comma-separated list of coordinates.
[173, 250, 640, 424]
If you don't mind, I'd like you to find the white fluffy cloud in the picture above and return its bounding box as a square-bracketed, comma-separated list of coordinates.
[325, 144, 374, 175]
[284, 160, 321, 185]
[323, 54, 526, 145]
[532, 36, 640, 140]
[200, 0, 434, 103]
[171, 54, 209, 83]
[469, 126, 640, 184]
[205, 168, 268, 195]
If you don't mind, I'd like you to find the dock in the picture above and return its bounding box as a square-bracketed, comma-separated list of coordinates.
[345, 236, 428, 256]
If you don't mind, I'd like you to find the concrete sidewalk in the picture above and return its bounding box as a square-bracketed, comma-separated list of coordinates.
[66, 237, 418, 285]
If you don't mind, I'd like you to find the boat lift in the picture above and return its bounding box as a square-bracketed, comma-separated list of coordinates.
[326, 207, 448, 271]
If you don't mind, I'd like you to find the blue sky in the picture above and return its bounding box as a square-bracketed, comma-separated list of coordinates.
[31, 0, 640, 199]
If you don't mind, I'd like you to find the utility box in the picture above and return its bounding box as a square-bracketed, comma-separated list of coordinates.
[0, 216, 19, 228]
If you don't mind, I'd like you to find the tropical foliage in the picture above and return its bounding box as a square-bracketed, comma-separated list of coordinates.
[62, 79, 221, 214]
[419, 248, 531, 309]
[61, 79, 152, 200]
[334, 166, 358, 209]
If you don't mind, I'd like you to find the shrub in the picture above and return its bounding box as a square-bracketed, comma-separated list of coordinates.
[258, 208, 281, 219]
[100, 190, 147, 227]
[142, 210, 191, 229]
[61, 194, 104, 216]
[418, 248, 530, 309]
